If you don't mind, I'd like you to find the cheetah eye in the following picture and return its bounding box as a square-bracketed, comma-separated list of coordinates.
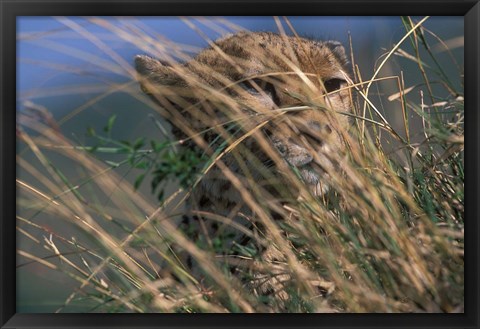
[240, 78, 280, 105]
[240, 78, 269, 93]
[323, 78, 346, 93]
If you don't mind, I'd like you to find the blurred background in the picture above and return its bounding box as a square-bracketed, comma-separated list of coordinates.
[16, 16, 463, 312]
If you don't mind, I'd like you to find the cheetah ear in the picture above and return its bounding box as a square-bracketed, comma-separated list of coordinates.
[134, 55, 185, 91]
[324, 41, 349, 65]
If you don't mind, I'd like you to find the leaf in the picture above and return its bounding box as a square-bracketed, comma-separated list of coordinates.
[86, 127, 96, 137]
[86, 146, 131, 154]
[150, 140, 166, 152]
[134, 160, 149, 170]
[105, 160, 120, 168]
[104, 114, 117, 133]
[134, 173, 145, 190]
[115, 141, 133, 153]
[151, 175, 162, 192]
[133, 137, 145, 151]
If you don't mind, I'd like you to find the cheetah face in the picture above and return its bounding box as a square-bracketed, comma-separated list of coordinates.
[135, 32, 353, 198]
[241, 73, 351, 196]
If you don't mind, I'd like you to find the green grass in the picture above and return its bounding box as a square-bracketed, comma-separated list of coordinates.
[16, 16, 463, 313]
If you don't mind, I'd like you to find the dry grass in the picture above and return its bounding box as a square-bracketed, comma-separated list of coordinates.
[16, 16, 463, 313]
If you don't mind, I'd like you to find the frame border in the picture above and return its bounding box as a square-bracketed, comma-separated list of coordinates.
[1, 1, 478, 328]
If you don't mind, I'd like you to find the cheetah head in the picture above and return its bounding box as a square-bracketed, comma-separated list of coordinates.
[135, 32, 353, 200]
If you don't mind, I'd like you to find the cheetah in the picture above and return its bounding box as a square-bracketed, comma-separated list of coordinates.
[135, 31, 353, 302]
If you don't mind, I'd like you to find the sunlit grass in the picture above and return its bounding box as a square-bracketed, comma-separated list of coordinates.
[16, 16, 463, 313]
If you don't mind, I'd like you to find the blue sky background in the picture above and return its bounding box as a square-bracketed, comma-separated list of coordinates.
[17, 16, 463, 98]
[17, 16, 464, 123]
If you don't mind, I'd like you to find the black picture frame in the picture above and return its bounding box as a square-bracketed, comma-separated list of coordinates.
[1, 0, 478, 328]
